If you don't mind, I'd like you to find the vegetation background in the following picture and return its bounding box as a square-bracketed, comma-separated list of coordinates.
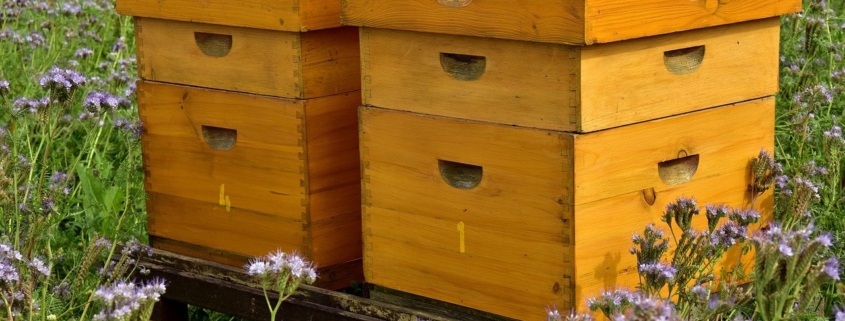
[0, 0, 842, 319]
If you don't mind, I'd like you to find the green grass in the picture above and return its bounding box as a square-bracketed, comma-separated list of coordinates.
[0, 0, 843, 320]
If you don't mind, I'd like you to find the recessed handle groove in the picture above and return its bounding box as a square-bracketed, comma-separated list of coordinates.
[194, 32, 233, 57]
[440, 53, 486, 81]
[663, 45, 705, 75]
[437, 0, 472, 7]
[657, 153, 699, 185]
[202, 125, 237, 151]
[439, 160, 482, 189]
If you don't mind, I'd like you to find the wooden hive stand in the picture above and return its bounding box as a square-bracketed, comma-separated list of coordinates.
[343, 1, 800, 319]
[116, 0, 365, 296]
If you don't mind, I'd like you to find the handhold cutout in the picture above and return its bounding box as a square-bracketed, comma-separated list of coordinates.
[437, 0, 472, 7]
[202, 125, 237, 151]
[439, 160, 483, 189]
[642, 188, 657, 205]
[663, 45, 705, 75]
[440, 53, 486, 81]
[658, 153, 700, 185]
[194, 32, 233, 57]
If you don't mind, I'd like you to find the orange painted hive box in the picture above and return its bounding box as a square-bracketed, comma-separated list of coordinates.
[139, 81, 362, 290]
[359, 97, 775, 319]
[360, 18, 780, 132]
[134, 18, 360, 99]
[342, 0, 799, 44]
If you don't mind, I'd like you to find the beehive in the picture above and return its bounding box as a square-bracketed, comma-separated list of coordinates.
[139, 81, 362, 289]
[360, 97, 775, 319]
[360, 18, 780, 132]
[118, 0, 364, 289]
[342, 0, 800, 44]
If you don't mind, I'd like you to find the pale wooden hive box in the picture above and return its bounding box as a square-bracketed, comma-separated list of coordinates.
[139, 81, 363, 290]
[361, 18, 780, 132]
[360, 97, 775, 320]
[134, 18, 360, 99]
[117, 0, 343, 32]
[342, 0, 799, 44]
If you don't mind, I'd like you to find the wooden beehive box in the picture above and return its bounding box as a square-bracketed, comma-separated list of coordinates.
[360, 18, 779, 132]
[342, 0, 799, 44]
[139, 81, 362, 290]
[360, 97, 775, 320]
[117, 0, 343, 32]
[134, 18, 360, 98]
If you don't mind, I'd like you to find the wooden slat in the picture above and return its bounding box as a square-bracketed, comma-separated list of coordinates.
[342, 0, 798, 44]
[584, 0, 800, 44]
[147, 193, 309, 260]
[139, 248, 491, 321]
[117, 0, 344, 32]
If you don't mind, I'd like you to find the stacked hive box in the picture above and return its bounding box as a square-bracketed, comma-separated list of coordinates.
[344, 1, 799, 319]
[116, 1, 363, 289]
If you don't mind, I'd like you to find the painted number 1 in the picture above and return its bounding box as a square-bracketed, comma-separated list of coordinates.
[457, 221, 465, 253]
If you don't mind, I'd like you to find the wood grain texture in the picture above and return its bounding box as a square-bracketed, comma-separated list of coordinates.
[585, 0, 801, 44]
[135, 18, 359, 98]
[140, 81, 362, 275]
[361, 106, 575, 320]
[341, 0, 797, 44]
[117, 0, 343, 31]
[361, 18, 779, 133]
[573, 97, 776, 205]
[342, 0, 584, 44]
[361, 97, 773, 319]
[361, 28, 580, 131]
[578, 17, 780, 132]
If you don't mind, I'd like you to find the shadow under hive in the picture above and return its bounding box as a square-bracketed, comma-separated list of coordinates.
[344, 0, 798, 318]
[117, 0, 363, 290]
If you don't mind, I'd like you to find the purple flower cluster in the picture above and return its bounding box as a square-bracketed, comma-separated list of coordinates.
[663, 197, 698, 230]
[84, 91, 130, 113]
[39, 67, 86, 100]
[246, 250, 317, 285]
[12, 96, 51, 114]
[92, 279, 167, 321]
[710, 221, 748, 248]
[587, 289, 681, 321]
[546, 308, 594, 321]
[0, 29, 48, 50]
[753, 223, 838, 277]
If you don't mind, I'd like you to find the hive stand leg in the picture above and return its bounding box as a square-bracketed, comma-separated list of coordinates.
[151, 298, 188, 321]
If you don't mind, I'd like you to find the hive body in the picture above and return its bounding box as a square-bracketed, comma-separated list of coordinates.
[361, 98, 774, 319]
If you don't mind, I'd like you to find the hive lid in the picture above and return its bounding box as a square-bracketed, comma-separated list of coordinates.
[117, 0, 342, 32]
[341, 0, 801, 44]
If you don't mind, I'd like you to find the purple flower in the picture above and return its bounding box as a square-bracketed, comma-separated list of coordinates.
[823, 257, 840, 280]
[0, 79, 9, 96]
[74, 48, 94, 58]
[835, 305, 845, 321]
[817, 233, 833, 248]
[778, 241, 794, 257]
[93, 279, 167, 321]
